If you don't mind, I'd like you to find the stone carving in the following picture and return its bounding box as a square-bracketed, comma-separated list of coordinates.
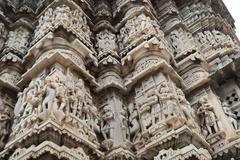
[96, 29, 118, 58]
[195, 29, 237, 59]
[0, 69, 21, 86]
[0, 0, 240, 159]
[195, 30, 235, 50]
[4, 27, 30, 56]
[101, 104, 114, 150]
[168, 28, 196, 56]
[176, 88, 198, 129]
[12, 68, 99, 141]
[34, 4, 92, 47]
[0, 23, 8, 51]
[118, 14, 164, 52]
[128, 102, 140, 142]
[96, 29, 119, 65]
[222, 102, 238, 130]
[154, 145, 212, 160]
[0, 99, 11, 149]
[9, 141, 90, 160]
[134, 56, 162, 75]
[197, 97, 219, 136]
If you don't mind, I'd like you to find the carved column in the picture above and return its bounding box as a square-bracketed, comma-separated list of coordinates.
[0, 19, 31, 151]
[117, 5, 210, 157]
[94, 1, 134, 159]
[0, 2, 102, 160]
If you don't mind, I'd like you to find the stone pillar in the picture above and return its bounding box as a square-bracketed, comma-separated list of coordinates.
[0, 19, 31, 151]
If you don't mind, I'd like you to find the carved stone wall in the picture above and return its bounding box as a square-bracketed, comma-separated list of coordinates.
[0, 0, 240, 160]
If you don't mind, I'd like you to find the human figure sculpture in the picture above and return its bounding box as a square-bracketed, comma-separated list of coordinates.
[176, 88, 198, 129]
[146, 88, 161, 125]
[88, 105, 100, 133]
[55, 79, 67, 111]
[222, 102, 238, 130]
[119, 105, 130, 140]
[197, 97, 219, 135]
[176, 89, 195, 119]
[41, 79, 56, 112]
[0, 105, 11, 150]
[68, 88, 78, 116]
[22, 100, 34, 118]
[158, 81, 177, 118]
[170, 31, 181, 53]
[13, 79, 42, 122]
[128, 102, 140, 141]
[14, 92, 24, 117]
[141, 111, 152, 131]
[101, 104, 114, 141]
[74, 79, 85, 119]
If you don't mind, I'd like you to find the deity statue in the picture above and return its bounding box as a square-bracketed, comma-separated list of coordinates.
[222, 102, 238, 130]
[101, 104, 114, 140]
[41, 79, 57, 112]
[101, 104, 114, 150]
[197, 97, 219, 136]
[119, 104, 130, 140]
[176, 88, 197, 129]
[158, 81, 177, 119]
[128, 102, 140, 142]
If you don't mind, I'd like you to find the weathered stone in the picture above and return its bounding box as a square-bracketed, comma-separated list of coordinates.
[0, 0, 239, 160]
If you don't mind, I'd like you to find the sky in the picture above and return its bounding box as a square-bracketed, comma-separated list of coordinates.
[223, 0, 240, 38]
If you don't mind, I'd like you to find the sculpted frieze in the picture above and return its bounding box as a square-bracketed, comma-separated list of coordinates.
[134, 74, 191, 145]
[154, 145, 211, 160]
[118, 14, 164, 53]
[12, 64, 99, 143]
[134, 56, 162, 75]
[182, 66, 209, 91]
[168, 28, 197, 57]
[1, 0, 240, 159]
[195, 30, 237, 60]
[34, 4, 92, 47]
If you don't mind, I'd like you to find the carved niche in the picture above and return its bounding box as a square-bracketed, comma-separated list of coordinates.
[133, 72, 189, 147]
